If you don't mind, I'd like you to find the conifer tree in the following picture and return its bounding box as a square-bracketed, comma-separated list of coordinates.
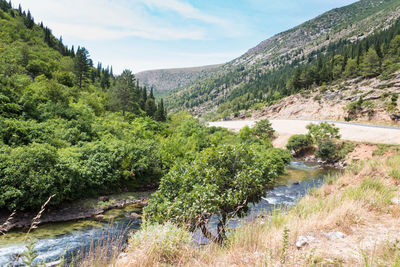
[140, 87, 147, 110]
[155, 99, 166, 122]
[145, 88, 157, 117]
[24, 10, 34, 29]
[111, 69, 139, 116]
[361, 47, 381, 78]
[74, 47, 90, 88]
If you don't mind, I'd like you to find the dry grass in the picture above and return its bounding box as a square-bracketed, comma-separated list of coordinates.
[113, 151, 400, 267]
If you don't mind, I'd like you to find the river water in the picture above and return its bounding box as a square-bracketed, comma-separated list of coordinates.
[0, 161, 336, 266]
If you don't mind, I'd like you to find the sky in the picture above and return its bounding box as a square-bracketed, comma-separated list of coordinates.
[15, 0, 358, 74]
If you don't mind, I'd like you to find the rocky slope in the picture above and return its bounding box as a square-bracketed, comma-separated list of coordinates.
[252, 71, 400, 123]
[166, 0, 400, 115]
[135, 64, 222, 94]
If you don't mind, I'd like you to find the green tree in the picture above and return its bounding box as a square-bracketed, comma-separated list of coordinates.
[74, 47, 90, 88]
[389, 35, 400, 57]
[252, 119, 275, 139]
[144, 144, 283, 243]
[361, 47, 381, 78]
[111, 69, 139, 116]
[344, 58, 359, 78]
[155, 98, 166, 122]
[145, 88, 157, 117]
[332, 55, 344, 80]
[286, 134, 313, 156]
[306, 122, 341, 143]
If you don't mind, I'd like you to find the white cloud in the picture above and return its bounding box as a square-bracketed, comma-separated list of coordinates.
[15, 0, 231, 41]
[49, 22, 206, 41]
[143, 0, 228, 26]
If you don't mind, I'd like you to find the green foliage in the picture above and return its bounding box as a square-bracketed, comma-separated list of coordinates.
[74, 47, 90, 88]
[286, 134, 313, 156]
[144, 144, 286, 242]
[0, 5, 175, 211]
[21, 238, 40, 267]
[306, 122, 341, 143]
[305, 123, 343, 162]
[252, 119, 275, 139]
[361, 47, 381, 78]
[315, 139, 340, 162]
[280, 227, 290, 264]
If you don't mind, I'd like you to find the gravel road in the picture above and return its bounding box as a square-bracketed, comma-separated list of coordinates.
[208, 119, 400, 145]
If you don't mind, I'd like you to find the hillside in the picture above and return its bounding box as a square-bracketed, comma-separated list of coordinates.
[0, 1, 169, 212]
[135, 64, 222, 94]
[166, 0, 400, 119]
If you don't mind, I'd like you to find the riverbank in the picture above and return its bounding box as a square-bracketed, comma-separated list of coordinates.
[115, 147, 400, 266]
[0, 191, 151, 232]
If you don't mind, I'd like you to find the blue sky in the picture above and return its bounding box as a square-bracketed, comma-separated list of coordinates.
[15, 0, 357, 73]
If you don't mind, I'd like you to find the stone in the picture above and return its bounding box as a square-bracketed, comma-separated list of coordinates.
[323, 232, 346, 240]
[98, 196, 109, 202]
[296, 235, 315, 249]
[129, 212, 142, 219]
[391, 197, 400, 205]
[93, 214, 105, 220]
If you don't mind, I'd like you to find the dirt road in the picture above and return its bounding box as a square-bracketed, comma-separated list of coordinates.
[208, 119, 400, 146]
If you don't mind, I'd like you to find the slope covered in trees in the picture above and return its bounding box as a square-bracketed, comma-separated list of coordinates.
[0, 1, 170, 211]
[166, 0, 400, 119]
[0, 1, 289, 214]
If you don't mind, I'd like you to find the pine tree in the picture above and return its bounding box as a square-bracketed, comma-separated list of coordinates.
[74, 47, 90, 88]
[140, 87, 147, 110]
[111, 70, 139, 116]
[361, 47, 381, 78]
[155, 99, 166, 121]
[43, 27, 54, 47]
[145, 88, 156, 118]
[24, 10, 34, 29]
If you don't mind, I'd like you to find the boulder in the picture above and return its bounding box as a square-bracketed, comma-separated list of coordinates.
[93, 214, 105, 221]
[129, 212, 142, 220]
[98, 196, 110, 202]
[391, 197, 400, 205]
[323, 232, 346, 240]
[296, 235, 315, 249]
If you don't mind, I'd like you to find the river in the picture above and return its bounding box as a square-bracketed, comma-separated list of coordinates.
[0, 161, 336, 266]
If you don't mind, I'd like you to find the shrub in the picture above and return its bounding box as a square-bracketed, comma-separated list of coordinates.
[286, 134, 313, 156]
[252, 119, 275, 139]
[315, 139, 339, 162]
[128, 223, 192, 265]
[306, 122, 341, 143]
[144, 144, 284, 243]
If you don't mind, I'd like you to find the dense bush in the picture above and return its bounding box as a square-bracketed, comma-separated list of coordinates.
[286, 134, 313, 156]
[306, 122, 341, 143]
[144, 144, 288, 243]
[252, 119, 275, 139]
[315, 139, 340, 162]
[0, 3, 290, 213]
[305, 122, 342, 162]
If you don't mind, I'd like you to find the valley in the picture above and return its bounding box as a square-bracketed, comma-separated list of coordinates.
[1, 0, 400, 266]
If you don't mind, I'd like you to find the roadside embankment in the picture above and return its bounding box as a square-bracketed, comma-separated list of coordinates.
[209, 119, 400, 147]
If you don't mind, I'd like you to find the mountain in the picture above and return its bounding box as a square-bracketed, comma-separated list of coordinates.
[136, 64, 222, 94]
[166, 0, 400, 118]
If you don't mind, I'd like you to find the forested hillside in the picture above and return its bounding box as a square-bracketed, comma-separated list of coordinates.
[0, 1, 186, 211]
[166, 0, 400, 119]
[0, 1, 290, 214]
